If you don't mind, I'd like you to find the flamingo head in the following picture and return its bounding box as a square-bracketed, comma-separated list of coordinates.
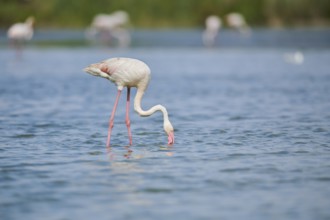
[164, 120, 174, 146]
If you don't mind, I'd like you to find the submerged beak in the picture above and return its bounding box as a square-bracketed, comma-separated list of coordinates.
[168, 131, 175, 146]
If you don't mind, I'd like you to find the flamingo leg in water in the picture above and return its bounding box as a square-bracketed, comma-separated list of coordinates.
[106, 89, 122, 147]
[126, 87, 132, 145]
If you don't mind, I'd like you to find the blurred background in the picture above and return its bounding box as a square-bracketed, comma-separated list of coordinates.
[1, 0, 330, 48]
[1, 0, 330, 28]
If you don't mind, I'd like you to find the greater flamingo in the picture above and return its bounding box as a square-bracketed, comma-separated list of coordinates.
[83, 57, 175, 147]
[202, 15, 222, 47]
[86, 11, 130, 47]
[226, 13, 251, 35]
[7, 16, 34, 57]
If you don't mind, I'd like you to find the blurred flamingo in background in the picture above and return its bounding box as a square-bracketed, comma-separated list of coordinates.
[83, 57, 175, 147]
[202, 15, 222, 47]
[7, 16, 34, 58]
[226, 12, 251, 35]
[86, 11, 131, 47]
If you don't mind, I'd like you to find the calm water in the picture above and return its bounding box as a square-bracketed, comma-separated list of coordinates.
[1, 32, 330, 220]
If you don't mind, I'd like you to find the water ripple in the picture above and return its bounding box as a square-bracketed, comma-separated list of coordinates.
[1, 47, 330, 220]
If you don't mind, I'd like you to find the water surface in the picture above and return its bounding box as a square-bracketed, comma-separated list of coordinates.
[1, 37, 330, 220]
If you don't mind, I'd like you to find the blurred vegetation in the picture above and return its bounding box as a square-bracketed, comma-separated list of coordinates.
[1, 0, 330, 28]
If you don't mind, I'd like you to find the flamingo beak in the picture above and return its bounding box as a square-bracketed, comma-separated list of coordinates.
[83, 65, 92, 73]
[168, 131, 175, 146]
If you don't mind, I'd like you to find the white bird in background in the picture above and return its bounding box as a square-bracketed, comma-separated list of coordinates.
[226, 12, 251, 35]
[86, 11, 131, 47]
[203, 15, 222, 47]
[7, 16, 34, 57]
[83, 57, 175, 147]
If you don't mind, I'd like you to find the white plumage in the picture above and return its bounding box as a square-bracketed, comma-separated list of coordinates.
[7, 17, 34, 42]
[226, 13, 251, 35]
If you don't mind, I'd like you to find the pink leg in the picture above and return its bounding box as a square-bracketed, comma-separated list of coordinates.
[126, 87, 133, 145]
[10, 40, 22, 60]
[106, 89, 122, 147]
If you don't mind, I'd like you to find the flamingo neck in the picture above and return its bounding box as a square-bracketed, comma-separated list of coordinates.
[134, 88, 169, 122]
[25, 18, 34, 27]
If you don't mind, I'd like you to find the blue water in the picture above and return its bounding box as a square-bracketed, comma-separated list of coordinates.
[1, 31, 330, 220]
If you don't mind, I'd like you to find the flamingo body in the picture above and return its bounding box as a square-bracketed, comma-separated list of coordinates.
[7, 17, 34, 42]
[91, 11, 129, 30]
[226, 13, 250, 35]
[87, 58, 150, 90]
[84, 58, 174, 147]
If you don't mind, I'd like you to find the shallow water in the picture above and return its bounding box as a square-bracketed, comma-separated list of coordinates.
[1, 45, 330, 220]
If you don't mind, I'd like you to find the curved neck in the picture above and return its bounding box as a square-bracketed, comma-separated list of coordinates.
[134, 88, 169, 122]
[25, 18, 34, 27]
